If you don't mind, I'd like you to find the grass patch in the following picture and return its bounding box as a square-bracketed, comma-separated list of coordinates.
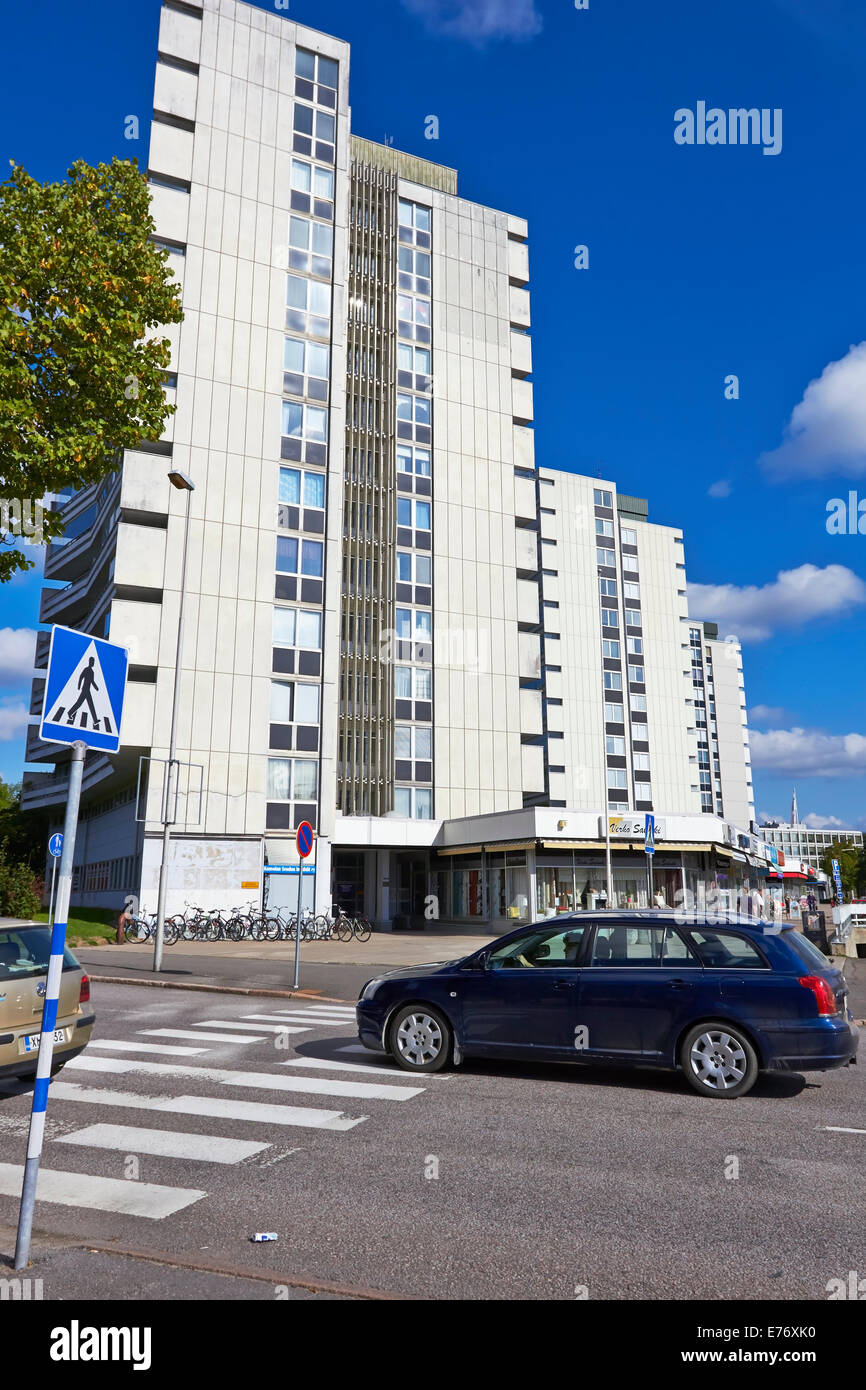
[33, 907, 119, 948]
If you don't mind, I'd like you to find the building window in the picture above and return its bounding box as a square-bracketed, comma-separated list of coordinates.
[631, 720, 648, 741]
[295, 48, 339, 92]
[630, 693, 647, 713]
[291, 158, 335, 204]
[624, 608, 641, 627]
[627, 637, 643, 655]
[602, 640, 620, 659]
[396, 666, 433, 699]
[594, 488, 612, 507]
[293, 103, 336, 162]
[286, 274, 331, 336]
[599, 578, 617, 597]
[281, 401, 328, 444]
[628, 665, 645, 684]
[283, 337, 330, 399]
[279, 467, 326, 509]
[267, 758, 318, 801]
[270, 681, 320, 724]
[604, 702, 623, 723]
[273, 608, 322, 649]
[398, 199, 431, 233]
[288, 216, 333, 278]
[396, 608, 432, 641]
[595, 518, 614, 538]
[606, 736, 625, 756]
[397, 392, 432, 427]
[623, 582, 640, 600]
[276, 536, 324, 577]
[635, 782, 652, 802]
[397, 292, 431, 340]
[620, 527, 637, 546]
[395, 726, 433, 760]
[397, 497, 431, 530]
[607, 768, 628, 789]
[397, 551, 432, 584]
[397, 245, 432, 295]
[393, 786, 433, 819]
[596, 547, 615, 567]
[633, 752, 650, 771]
[397, 444, 432, 476]
[604, 671, 622, 691]
[601, 607, 618, 628]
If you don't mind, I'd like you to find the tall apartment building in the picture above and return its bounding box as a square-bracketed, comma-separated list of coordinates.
[22, 0, 756, 926]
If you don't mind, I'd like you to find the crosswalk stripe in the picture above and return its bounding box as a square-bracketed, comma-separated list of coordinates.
[49, 1082, 364, 1132]
[192, 1020, 311, 1035]
[239, 1013, 350, 1026]
[57, 1124, 269, 1164]
[66, 1054, 424, 1101]
[282, 1057, 414, 1078]
[140, 1029, 265, 1044]
[0, 1161, 203, 1219]
[293, 1008, 355, 1018]
[299, 1004, 355, 1013]
[88, 1039, 210, 1056]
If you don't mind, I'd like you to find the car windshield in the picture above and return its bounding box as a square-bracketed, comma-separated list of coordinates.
[0, 927, 79, 981]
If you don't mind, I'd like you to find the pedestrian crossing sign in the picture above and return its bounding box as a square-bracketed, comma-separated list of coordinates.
[40, 625, 129, 753]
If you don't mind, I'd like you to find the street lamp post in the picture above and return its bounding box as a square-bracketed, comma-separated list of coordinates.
[153, 469, 195, 973]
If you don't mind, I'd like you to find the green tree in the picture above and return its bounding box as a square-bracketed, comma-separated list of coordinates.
[820, 842, 861, 898]
[0, 157, 183, 580]
[0, 776, 49, 869]
[0, 842, 40, 918]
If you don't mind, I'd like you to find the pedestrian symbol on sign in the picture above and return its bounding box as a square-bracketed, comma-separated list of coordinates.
[39, 626, 128, 754]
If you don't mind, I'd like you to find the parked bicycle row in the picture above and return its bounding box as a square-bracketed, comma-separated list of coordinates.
[122, 902, 373, 945]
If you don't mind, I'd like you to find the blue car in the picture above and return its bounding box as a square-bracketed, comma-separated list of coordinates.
[356, 912, 859, 1098]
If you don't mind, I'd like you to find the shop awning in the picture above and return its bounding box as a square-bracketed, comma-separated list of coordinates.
[483, 840, 537, 852]
[434, 844, 483, 856]
[541, 840, 602, 850]
[540, 840, 715, 853]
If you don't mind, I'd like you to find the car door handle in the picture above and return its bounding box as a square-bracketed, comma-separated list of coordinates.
[553, 979, 576, 991]
[667, 978, 693, 990]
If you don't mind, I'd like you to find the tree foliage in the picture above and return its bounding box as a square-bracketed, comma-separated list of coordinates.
[819, 842, 863, 897]
[0, 157, 183, 580]
[0, 775, 48, 869]
[0, 841, 41, 918]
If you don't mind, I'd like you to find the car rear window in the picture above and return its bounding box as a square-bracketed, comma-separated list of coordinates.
[686, 930, 768, 969]
[784, 930, 833, 971]
[0, 927, 79, 981]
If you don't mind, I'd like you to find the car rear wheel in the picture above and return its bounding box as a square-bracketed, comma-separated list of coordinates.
[680, 1022, 758, 1098]
[389, 1004, 452, 1073]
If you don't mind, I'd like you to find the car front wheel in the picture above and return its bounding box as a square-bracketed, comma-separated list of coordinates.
[680, 1022, 759, 1098]
[389, 1004, 452, 1073]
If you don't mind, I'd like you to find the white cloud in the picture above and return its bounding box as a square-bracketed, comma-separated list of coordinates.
[750, 726, 866, 776]
[0, 628, 36, 685]
[0, 701, 31, 743]
[800, 812, 852, 830]
[707, 480, 731, 498]
[688, 564, 866, 642]
[401, 0, 542, 42]
[749, 705, 787, 724]
[760, 341, 866, 479]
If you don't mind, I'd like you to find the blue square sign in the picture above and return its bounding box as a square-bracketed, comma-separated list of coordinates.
[39, 626, 129, 753]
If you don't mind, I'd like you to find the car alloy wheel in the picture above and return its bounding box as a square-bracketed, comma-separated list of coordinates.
[390, 1005, 452, 1073]
[681, 1022, 758, 1098]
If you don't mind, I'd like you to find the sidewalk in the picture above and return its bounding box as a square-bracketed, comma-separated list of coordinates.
[73, 930, 499, 1004]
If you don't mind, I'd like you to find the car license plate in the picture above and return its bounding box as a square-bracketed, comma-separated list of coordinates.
[20, 1029, 68, 1054]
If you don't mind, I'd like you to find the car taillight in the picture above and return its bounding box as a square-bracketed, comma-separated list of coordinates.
[79, 973, 90, 1005]
[799, 975, 836, 1016]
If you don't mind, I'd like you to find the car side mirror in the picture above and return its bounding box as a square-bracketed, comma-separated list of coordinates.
[475, 950, 490, 971]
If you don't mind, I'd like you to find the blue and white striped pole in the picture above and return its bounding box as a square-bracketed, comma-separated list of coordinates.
[14, 740, 86, 1270]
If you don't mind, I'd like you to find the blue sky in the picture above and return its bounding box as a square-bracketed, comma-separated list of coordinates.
[1, 0, 865, 829]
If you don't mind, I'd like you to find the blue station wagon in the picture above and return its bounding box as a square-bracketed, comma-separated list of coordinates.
[356, 912, 859, 1097]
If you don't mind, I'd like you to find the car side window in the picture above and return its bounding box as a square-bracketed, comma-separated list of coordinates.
[660, 927, 702, 967]
[488, 925, 586, 969]
[590, 924, 665, 966]
[686, 930, 769, 970]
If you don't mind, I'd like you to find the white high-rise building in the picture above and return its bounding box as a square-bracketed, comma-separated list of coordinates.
[22, 0, 757, 926]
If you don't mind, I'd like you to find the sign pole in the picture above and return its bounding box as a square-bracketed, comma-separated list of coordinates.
[47, 856, 58, 931]
[15, 740, 86, 1270]
[293, 862, 303, 991]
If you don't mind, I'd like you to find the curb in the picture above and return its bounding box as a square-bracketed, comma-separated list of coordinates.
[86, 974, 352, 1005]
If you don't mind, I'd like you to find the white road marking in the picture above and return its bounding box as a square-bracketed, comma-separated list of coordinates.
[298, 1005, 356, 1015]
[282, 1057, 414, 1078]
[57, 1123, 269, 1164]
[140, 1029, 265, 1044]
[239, 1013, 350, 1027]
[192, 1020, 310, 1034]
[65, 1054, 424, 1100]
[0, 1161, 204, 1218]
[49, 1082, 364, 1132]
[87, 1039, 209, 1056]
[819, 1126, 866, 1135]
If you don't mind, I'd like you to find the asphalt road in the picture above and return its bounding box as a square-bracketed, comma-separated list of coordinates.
[0, 982, 862, 1300]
